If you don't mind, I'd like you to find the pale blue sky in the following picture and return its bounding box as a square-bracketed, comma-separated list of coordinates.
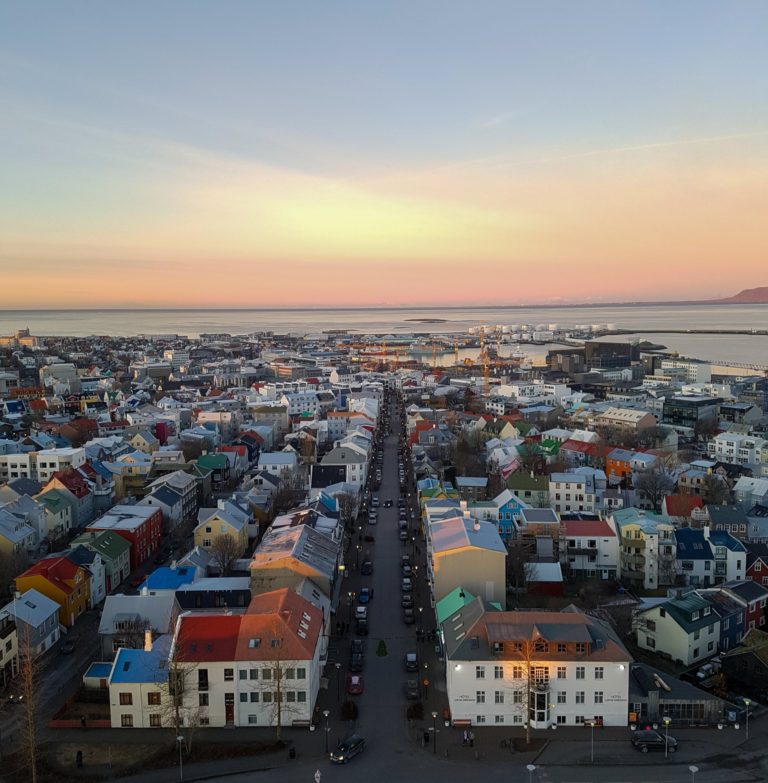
[1, 2, 767, 306]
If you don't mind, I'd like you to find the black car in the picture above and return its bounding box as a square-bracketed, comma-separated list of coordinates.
[330, 734, 366, 764]
[350, 653, 364, 672]
[355, 619, 370, 636]
[60, 639, 76, 655]
[361, 560, 373, 575]
[403, 609, 415, 625]
[351, 638, 365, 656]
[631, 730, 678, 753]
[405, 679, 420, 700]
[401, 596, 414, 609]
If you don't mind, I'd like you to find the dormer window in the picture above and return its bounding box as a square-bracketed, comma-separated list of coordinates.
[692, 611, 700, 621]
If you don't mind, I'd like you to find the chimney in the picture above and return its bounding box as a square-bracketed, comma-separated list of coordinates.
[144, 629, 153, 652]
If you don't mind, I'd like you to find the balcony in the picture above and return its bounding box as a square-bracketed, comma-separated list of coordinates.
[621, 537, 646, 549]
[623, 554, 646, 567]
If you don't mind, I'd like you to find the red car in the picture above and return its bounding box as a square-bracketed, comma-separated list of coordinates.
[346, 674, 364, 695]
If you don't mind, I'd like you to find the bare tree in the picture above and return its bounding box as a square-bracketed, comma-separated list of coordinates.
[702, 473, 731, 505]
[634, 466, 675, 513]
[335, 492, 357, 533]
[0, 550, 29, 605]
[271, 469, 306, 515]
[114, 616, 151, 651]
[160, 630, 204, 750]
[516, 444, 544, 475]
[18, 631, 39, 783]
[451, 431, 485, 476]
[507, 637, 542, 746]
[210, 532, 243, 576]
[506, 537, 533, 597]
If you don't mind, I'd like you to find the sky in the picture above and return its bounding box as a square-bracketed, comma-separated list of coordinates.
[1, 1, 767, 308]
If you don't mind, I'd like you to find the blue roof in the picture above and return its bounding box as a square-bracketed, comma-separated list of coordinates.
[707, 530, 747, 552]
[85, 662, 113, 679]
[674, 528, 713, 560]
[142, 566, 195, 591]
[109, 637, 171, 685]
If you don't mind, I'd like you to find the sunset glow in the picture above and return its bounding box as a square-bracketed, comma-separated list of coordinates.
[1, 3, 767, 308]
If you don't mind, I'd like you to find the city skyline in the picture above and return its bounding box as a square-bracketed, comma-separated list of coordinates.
[2, 2, 767, 308]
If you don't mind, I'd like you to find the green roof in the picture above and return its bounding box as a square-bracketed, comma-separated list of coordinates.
[72, 529, 130, 561]
[37, 488, 75, 513]
[197, 454, 228, 470]
[539, 439, 562, 456]
[506, 472, 549, 491]
[436, 586, 476, 625]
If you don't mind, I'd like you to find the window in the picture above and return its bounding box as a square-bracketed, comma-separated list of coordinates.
[534, 640, 548, 654]
[250, 692, 259, 702]
[239, 693, 247, 703]
[121, 714, 134, 727]
[476, 715, 486, 724]
[594, 667, 604, 680]
[708, 641, 715, 652]
[594, 691, 603, 704]
[576, 667, 585, 680]
[693, 630, 700, 641]
[576, 692, 585, 704]
[557, 715, 567, 725]
[693, 647, 700, 658]
[556, 643, 567, 654]
[198, 693, 209, 707]
[149, 714, 162, 727]
[476, 666, 486, 679]
[250, 669, 258, 680]
[495, 715, 505, 724]
[286, 668, 296, 679]
[513, 691, 523, 704]
[239, 670, 247, 681]
[296, 667, 306, 680]
[512, 665, 524, 679]
[476, 691, 486, 703]
[224, 668, 234, 681]
[248, 715, 258, 725]
[297, 692, 307, 703]
[494, 690, 504, 704]
[262, 669, 272, 680]
[147, 692, 161, 706]
[575, 715, 585, 725]
[263, 692, 272, 703]
[557, 692, 566, 704]
[646, 636, 656, 648]
[494, 665, 504, 679]
[119, 693, 133, 706]
[575, 643, 587, 654]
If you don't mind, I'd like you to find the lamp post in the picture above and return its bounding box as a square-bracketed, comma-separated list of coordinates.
[526, 763, 536, 783]
[663, 716, 671, 758]
[689, 765, 699, 783]
[323, 709, 330, 754]
[355, 544, 361, 570]
[335, 662, 341, 702]
[431, 711, 438, 754]
[745, 698, 751, 741]
[176, 736, 184, 781]
[586, 720, 595, 763]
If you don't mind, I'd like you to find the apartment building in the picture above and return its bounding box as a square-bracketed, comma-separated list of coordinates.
[611, 508, 676, 590]
[708, 433, 767, 466]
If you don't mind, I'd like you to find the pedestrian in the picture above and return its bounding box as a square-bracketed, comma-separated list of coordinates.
[469, 731, 474, 748]
[81, 715, 86, 729]
[462, 729, 468, 746]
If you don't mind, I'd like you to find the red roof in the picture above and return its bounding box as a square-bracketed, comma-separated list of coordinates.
[48, 468, 91, 498]
[219, 445, 248, 458]
[560, 439, 593, 453]
[663, 495, 705, 517]
[561, 519, 616, 538]
[29, 399, 47, 411]
[20, 556, 81, 594]
[176, 615, 242, 662]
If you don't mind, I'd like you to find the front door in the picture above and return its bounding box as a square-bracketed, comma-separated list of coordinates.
[225, 692, 235, 724]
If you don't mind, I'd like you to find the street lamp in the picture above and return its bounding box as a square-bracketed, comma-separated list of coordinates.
[745, 698, 751, 740]
[176, 736, 184, 781]
[334, 661, 341, 701]
[663, 716, 671, 758]
[355, 544, 361, 569]
[585, 720, 595, 763]
[689, 765, 699, 783]
[323, 709, 330, 754]
[526, 763, 536, 783]
[431, 711, 438, 754]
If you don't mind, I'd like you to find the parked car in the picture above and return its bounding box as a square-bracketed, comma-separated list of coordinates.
[371, 497, 379, 507]
[401, 555, 411, 566]
[330, 734, 366, 764]
[401, 578, 413, 593]
[402, 564, 412, 577]
[631, 730, 678, 753]
[401, 596, 414, 609]
[355, 619, 370, 636]
[350, 653, 364, 672]
[346, 674, 364, 695]
[60, 639, 76, 655]
[355, 605, 368, 621]
[399, 531, 408, 541]
[403, 609, 415, 625]
[361, 560, 373, 575]
[358, 588, 372, 604]
[405, 680, 420, 700]
[351, 638, 365, 656]
[404, 651, 419, 671]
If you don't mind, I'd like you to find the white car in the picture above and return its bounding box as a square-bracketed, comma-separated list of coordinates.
[355, 605, 368, 621]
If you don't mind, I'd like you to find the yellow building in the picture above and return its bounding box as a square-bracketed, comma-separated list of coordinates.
[15, 555, 91, 627]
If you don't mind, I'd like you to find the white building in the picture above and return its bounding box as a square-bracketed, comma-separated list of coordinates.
[660, 359, 712, 384]
[708, 433, 767, 466]
[560, 518, 620, 580]
[444, 599, 630, 728]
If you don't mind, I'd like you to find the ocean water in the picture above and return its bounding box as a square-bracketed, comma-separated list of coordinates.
[0, 305, 766, 366]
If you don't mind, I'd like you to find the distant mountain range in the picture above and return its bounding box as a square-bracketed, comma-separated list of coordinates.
[709, 287, 768, 304]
